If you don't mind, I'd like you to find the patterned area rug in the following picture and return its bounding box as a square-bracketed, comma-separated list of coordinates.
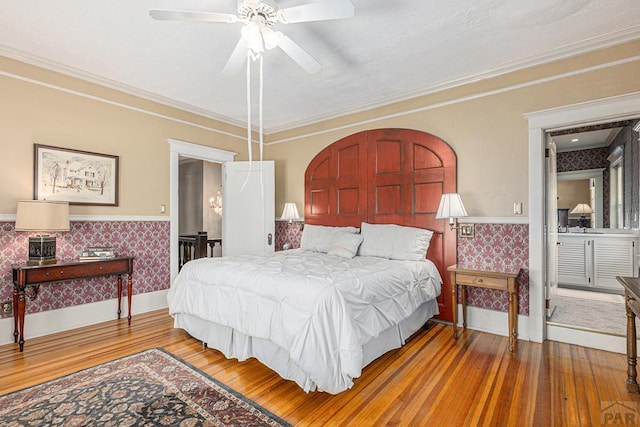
[0, 348, 290, 426]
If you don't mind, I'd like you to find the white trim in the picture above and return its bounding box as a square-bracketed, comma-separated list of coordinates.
[557, 169, 606, 181]
[0, 289, 168, 346]
[266, 27, 640, 134]
[3, 28, 639, 136]
[527, 91, 640, 345]
[168, 139, 237, 285]
[463, 216, 529, 224]
[0, 214, 170, 222]
[547, 324, 628, 354]
[266, 57, 640, 144]
[0, 67, 246, 141]
[455, 305, 530, 342]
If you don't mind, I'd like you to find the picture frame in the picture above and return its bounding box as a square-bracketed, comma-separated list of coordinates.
[34, 144, 119, 206]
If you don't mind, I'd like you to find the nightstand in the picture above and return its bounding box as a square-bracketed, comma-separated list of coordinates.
[448, 264, 519, 352]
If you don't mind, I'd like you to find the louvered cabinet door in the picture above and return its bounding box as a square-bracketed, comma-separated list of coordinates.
[557, 239, 591, 286]
[594, 238, 636, 291]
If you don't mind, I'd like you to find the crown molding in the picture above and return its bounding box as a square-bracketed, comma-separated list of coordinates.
[265, 25, 640, 135]
[2, 24, 639, 136]
[0, 44, 247, 133]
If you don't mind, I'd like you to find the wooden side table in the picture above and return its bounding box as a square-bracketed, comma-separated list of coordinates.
[448, 265, 519, 352]
[616, 275, 640, 394]
[12, 257, 134, 352]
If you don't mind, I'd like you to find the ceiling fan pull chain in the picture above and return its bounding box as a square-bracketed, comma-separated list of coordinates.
[258, 54, 264, 197]
[241, 49, 253, 192]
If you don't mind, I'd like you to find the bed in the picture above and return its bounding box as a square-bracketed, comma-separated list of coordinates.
[168, 128, 458, 394]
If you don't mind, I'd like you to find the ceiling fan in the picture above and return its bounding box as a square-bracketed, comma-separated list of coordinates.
[149, 0, 355, 74]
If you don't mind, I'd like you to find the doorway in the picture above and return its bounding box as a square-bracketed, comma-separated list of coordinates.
[526, 92, 640, 351]
[546, 122, 639, 337]
[168, 139, 237, 284]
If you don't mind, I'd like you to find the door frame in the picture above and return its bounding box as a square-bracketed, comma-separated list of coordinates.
[168, 139, 237, 284]
[526, 91, 640, 343]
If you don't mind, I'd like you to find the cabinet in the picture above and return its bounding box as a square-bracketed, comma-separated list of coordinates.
[557, 234, 637, 291]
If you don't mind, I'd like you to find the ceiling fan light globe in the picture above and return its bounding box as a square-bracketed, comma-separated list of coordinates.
[241, 23, 264, 53]
[262, 27, 280, 50]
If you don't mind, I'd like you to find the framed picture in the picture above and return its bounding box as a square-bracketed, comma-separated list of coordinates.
[34, 144, 119, 206]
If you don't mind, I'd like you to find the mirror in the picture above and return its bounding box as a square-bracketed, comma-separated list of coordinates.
[557, 169, 603, 228]
[552, 121, 639, 230]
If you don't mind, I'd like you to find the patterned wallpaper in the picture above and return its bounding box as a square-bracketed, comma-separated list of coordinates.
[275, 220, 304, 251]
[275, 221, 530, 315]
[457, 223, 530, 315]
[2, 219, 528, 319]
[0, 221, 170, 318]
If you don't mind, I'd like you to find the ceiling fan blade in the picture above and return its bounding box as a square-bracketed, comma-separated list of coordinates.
[277, 34, 321, 74]
[278, 0, 354, 24]
[149, 9, 237, 23]
[223, 38, 249, 75]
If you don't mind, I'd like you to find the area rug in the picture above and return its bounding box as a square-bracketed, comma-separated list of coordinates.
[549, 295, 628, 335]
[0, 348, 291, 426]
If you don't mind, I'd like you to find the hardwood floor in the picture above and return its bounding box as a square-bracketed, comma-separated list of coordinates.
[1, 309, 638, 426]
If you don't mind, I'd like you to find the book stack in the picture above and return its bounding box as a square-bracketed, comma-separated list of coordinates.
[79, 246, 117, 260]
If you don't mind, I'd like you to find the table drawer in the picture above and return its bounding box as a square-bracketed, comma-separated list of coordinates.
[24, 259, 130, 284]
[455, 273, 509, 290]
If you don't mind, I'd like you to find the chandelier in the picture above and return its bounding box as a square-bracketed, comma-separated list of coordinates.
[209, 190, 223, 216]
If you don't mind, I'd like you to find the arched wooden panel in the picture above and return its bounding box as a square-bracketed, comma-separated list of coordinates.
[304, 128, 457, 321]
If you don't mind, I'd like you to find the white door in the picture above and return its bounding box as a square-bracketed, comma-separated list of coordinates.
[545, 139, 559, 319]
[222, 161, 275, 256]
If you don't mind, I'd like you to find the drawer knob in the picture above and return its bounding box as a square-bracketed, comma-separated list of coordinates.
[59, 271, 64, 274]
[476, 278, 483, 283]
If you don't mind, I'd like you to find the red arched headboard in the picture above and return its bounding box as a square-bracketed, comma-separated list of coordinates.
[304, 128, 457, 321]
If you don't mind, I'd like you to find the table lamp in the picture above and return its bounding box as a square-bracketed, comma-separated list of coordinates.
[570, 203, 593, 228]
[15, 200, 70, 265]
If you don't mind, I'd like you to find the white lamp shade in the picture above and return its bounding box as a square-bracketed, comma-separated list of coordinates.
[15, 200, 70, 232]
[435, 193, 468, 219]
[280, 202, 300, 221]
[570, 203, 593, 215]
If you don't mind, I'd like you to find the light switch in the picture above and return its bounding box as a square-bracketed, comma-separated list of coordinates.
[513, 202, 523, 215]
[160, 204, 166, 213]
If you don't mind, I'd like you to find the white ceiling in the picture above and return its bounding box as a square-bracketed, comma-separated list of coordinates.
[1, 0, 639, 133]
[553, 128, 621, 152]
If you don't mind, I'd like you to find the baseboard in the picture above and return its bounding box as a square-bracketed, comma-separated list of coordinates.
[0, 289, 169, 346]
[547, 324, 629, 354]
[455, 305, 531, 341]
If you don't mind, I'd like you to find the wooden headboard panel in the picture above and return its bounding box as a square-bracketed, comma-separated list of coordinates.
[304, 128, 457, 321]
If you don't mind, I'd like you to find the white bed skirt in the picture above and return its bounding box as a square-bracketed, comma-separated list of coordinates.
[173, 299, 439, 393]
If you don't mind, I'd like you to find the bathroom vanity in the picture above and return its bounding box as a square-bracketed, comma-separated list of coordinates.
[557, 231, 638, 292]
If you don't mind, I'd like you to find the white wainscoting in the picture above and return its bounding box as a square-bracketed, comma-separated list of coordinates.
[0, 289, 168, 346]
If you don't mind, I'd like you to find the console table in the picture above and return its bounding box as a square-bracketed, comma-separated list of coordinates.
[12, 256, 134, 352]
[448, 264, 520, 352]
[616, 275, 640, 394]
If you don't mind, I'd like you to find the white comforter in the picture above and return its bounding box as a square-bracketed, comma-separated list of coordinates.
[167, 249, 441, 393]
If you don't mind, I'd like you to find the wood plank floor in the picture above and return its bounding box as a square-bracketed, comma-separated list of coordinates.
[1, 309, 638, 426]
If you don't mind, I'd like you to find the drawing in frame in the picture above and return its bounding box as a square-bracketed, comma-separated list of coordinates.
[34, 144, 119, 206]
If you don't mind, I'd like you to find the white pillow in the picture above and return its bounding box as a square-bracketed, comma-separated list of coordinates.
[327, 232, 364, 259]
[358, 222, 433, 261]
[300, 224, 360, 253]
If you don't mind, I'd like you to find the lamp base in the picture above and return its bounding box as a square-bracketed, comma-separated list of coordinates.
[577, 215, 588, 228]
[27, 235, 57, 266]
